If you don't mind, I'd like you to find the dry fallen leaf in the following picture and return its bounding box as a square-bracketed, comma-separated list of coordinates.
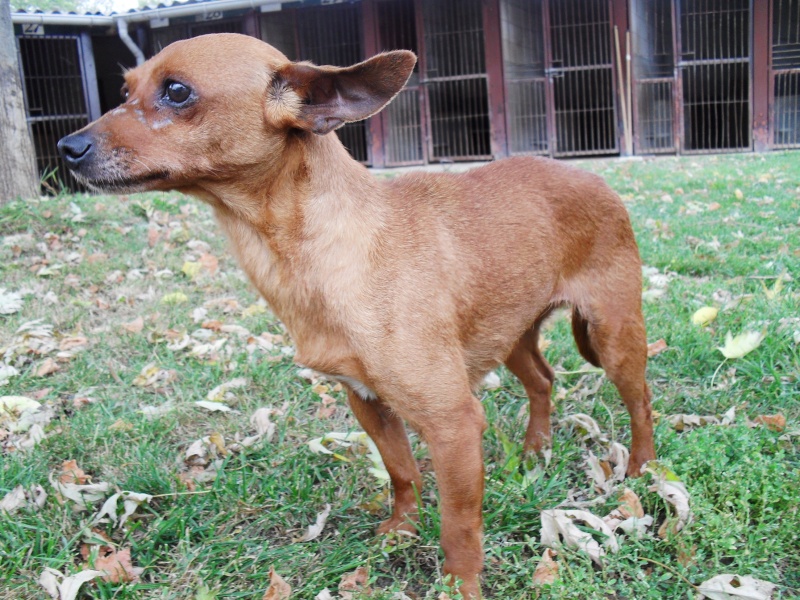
[647, 338, 668, 357]
[36, 358, 60, 377]
[339, 566, 370, 599]
[39, 567, 104, 600]
[540, 509, 619, 564]
[194, 400, 233, 412]
[692, 306, 719, 327]
[295, 504, 332, 543]
[59, 460, 90, 484]
[132, 363, 178, 389]
[0, 288, 24, 315]
[563, 413, 608, 444]
[0, 364, 19, 386]
[206, 377, 248, 403]
[604, 488, 653, 538]
[263, 567, 292, 600]
[199, 253, 219, 276]
[667, 407, 735, 432]
[532, 548, 558, 586]
[49, 474, 110, 512]
[182, 261, 202, 280]
[719, 330, 765, 359]
[697, 574, 777, 600]
[91, 491, 153, 529]
[752, 414, 786, 432]
[1, 484, 46, 514]
[161, 292, 189, 305]
[91, 546, 144, 583]
[645, 462, 692, 537]
[121, 317, 145, 334]
[251, 407, 278, 439]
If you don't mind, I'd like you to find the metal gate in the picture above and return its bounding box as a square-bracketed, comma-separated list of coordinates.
[632, 0, 751, 154]
[501, 0, 549, 155]
[548, 0, 618, 157]
[296, 3, 369, 163]
[376, 0, 424, 166]
[421, 0, 491, 161]
[631, 0, 676, 153]
[500, 0, 618, 157]
[678, 0, 750, 153]
[17, 34, 98, 193]
[772, 0, 800, 148]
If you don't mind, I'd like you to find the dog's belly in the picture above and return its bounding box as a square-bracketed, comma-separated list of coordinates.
[298, 365, 377, 401]
[324, 373, 378, 401]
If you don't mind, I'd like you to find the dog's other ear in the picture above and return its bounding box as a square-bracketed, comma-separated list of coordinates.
[273, 50, 416, 135]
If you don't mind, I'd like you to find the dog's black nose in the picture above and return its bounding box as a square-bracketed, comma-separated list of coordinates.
[57, 132, 93, 168]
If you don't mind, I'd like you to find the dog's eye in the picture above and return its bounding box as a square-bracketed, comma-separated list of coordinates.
[165, 81, 192, 105]
[121, 85, 129, 101]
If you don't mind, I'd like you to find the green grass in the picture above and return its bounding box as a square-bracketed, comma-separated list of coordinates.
[1, 152, 799, 599]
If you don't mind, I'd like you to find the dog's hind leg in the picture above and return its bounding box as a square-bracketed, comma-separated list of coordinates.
[505, 319, 555, 454]
[347, 390, 422, 534]
[577, 286, 656, 477]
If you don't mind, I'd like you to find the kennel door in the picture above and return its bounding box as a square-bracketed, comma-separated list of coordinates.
[421, 0, 492, 162]
[677, 0, 751, 153]
[16, 34, 94, 193]
[547, 0, 619, 157]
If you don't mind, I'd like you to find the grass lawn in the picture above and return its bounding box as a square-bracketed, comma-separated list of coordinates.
[1, 152, 798, 599]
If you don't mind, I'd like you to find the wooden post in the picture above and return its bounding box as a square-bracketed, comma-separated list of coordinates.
[0, 2, 38, 202]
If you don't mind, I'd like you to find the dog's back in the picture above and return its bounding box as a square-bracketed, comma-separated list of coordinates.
[378, 156, 642, 381]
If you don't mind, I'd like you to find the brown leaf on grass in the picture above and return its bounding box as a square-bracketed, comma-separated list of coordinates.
[533, 548, 558, 586]
[147, 226, 160, 247]
[647, 338, 668, 357]
[36, 358, 60, 377]
[121, 317, 144, 334]
[316, 393, 337, 419]
[616, 488, 645, 519]
[72, 395, 97, 409]
[677, 543, 697, 567]
[603, 488, 652, 537]
[60, 460, 90, 484]
[752, 414, 786, 432]
[199, 253, 219, 276]
[339, 566, 370, 599]
[294, 504, 332, 542]
[91, 546, 143, 583]
[202, 320, 224, 331]
[59, 336, 89, 352]
[263, 567, 292, 600]
[108, 419, 133, 432]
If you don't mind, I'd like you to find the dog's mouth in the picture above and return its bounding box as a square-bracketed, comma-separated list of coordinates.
[72, 169, 172, 193]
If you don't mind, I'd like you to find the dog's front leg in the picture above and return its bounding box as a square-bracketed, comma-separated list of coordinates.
[419, 394, 487, 599]
[347, 390, 423, 534]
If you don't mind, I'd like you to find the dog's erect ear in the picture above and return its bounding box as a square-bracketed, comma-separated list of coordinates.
[273, 50, 416, 135]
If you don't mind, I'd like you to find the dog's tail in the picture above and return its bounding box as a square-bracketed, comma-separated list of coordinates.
[571, 307, 601, 368]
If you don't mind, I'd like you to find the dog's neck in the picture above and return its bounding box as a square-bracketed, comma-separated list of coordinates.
[198, 133, 385, 361]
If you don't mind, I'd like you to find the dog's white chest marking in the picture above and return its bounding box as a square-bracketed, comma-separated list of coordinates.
[301, 368, 377, 401]
[334, 375, 378, 401]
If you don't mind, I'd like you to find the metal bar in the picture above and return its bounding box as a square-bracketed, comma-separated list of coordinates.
[482, 0, 507, 158]
[363, 0, 384, 167]
[79, 32, 102, 121]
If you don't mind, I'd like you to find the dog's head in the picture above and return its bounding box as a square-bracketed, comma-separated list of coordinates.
[58, 33, 415, 194]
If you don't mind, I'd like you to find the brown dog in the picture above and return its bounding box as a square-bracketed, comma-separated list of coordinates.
[58, 33, 656, 598]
